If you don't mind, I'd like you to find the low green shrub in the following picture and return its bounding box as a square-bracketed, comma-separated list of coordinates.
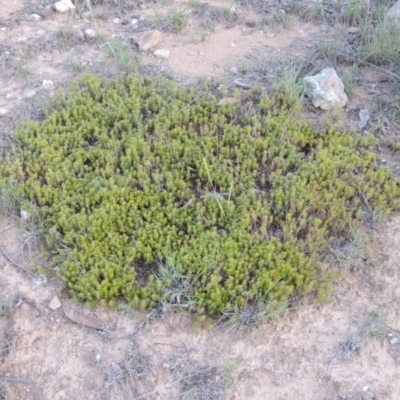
[2, 74, 399, 315]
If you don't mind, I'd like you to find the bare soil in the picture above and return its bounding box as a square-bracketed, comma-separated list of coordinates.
[1, 1, 400, 399]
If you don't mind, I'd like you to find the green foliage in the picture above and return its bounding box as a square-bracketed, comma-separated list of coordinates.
[2, 74, 400, 315]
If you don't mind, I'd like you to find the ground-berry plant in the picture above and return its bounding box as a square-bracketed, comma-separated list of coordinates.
[1, 74, 399, 316]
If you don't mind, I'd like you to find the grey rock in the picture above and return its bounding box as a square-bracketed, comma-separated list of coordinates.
[357, 108, 370, 130]
[28, 14, 42, 22]
[304, 67, 348, 110]
[361, 390, 375, 400]
[245, 19, 256, 28]
[178, 77, 199, 87]
[390, 337, 400, 344]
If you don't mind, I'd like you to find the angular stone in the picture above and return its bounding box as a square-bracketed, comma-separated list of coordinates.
[53, 0, 76, 13]
[131, 30, 161, 51]
[304, 67, 348, 110]
[49, 295, 62, 311]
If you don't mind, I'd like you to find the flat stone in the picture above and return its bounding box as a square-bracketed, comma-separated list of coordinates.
[0, 108, 8, 116]
[131, 30, 161, 51]
[154, 49, 170, 59]
[178, 77, 199, 87]
[53, 0, 76, 13]
[49, 295, 62, 311]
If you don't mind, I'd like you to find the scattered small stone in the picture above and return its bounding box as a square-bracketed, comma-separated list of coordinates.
[304, 67, 348, 110]
[154, 49, 170, 59]
[264, 32, 276, 38]
[230, 67, 238, 74]
[53, 0, 76, 13]
[42, 80, 55, 91]
[112, 18, 120, 24]
[131, 30, 161, 51]
[28, 14, 42, 22]
[347, 26, 361, 33]
[0, 108, 8, 116]
[390, 337, 400, 344]
[84, 28, 97, 39]
[49, 295, 62, 311]
[245, 19, 256, 28]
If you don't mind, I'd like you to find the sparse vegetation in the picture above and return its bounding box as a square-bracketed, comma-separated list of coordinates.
[153, 8, 189, 32]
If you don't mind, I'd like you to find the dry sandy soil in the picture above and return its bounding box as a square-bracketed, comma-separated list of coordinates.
[1, 0, 400, 399]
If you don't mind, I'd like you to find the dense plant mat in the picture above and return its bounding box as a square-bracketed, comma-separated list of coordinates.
[2, 74, 400, 314]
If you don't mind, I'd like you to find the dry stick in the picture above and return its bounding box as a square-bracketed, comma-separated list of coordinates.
[0, 246, 36, 278]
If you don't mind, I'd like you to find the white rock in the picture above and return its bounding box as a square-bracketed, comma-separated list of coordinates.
[29, 14, 42, 22]
[43, 80, 55, 91]
[154, 49, 170, 59]
[387, 0, 400, 23]
[131, 18, 139, 29]
[53, 0, 76, 13]
[20, 210, 31, 220]
[112, 18, 120, 24]
[84, 28, 97, 39]
[304, 67, 348, 110]
[49, 295, 62, 311]
[36, 29, 46, 35]
[0, 108, 7, 116]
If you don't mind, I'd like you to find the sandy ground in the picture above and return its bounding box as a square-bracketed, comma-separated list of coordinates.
[1, 0, 400, 399]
